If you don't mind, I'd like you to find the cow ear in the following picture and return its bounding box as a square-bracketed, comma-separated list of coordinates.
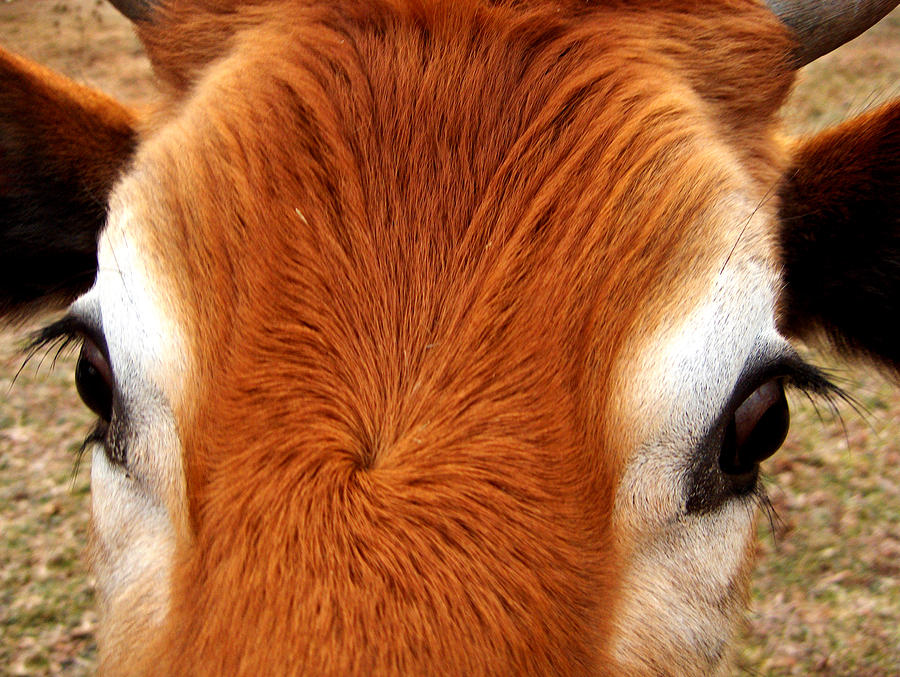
[778, 100, 900, 372]
[0, 47, 137, 321]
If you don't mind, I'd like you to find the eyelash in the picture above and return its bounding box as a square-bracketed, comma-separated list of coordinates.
[23, 317, 117, 469]
[779, 358, 855, 419]
[747, 357, 858, 527]
[23, 316, 86, 368]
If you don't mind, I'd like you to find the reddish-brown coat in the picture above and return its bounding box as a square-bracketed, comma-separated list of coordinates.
[0, 47, 136, 315]
[92, 1, 800, 673]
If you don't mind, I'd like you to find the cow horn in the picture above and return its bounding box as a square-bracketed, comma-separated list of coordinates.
[108, 0, 156, 22]
[766, 0, 899, 67]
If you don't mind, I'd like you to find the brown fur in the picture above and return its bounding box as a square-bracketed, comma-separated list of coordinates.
[0, 47, 136, 315]
[779, 100, 900, 372]
[109, 1, 795, 673]
[8, 1, 898, 674]
[0, 47, 135, 201]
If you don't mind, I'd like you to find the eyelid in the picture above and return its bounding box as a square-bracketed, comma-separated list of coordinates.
[693, 350, 840, 458]
[74, 314, 110, 364]
[732, 349, 839, 413]
[763, 351, 838, 396]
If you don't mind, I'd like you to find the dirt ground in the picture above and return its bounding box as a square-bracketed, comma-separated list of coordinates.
[1, 2, 899, 675]
[0, 0, 152, 102]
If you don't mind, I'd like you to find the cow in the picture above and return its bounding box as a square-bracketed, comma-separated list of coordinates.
[1, 0, 898, 674]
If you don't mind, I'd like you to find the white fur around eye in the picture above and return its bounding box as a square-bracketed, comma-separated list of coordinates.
[69, 195, 190, 666]
[608, 204, 785, 674]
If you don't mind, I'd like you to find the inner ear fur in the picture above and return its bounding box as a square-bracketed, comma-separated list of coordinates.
[0, 47, 138, 320]
[779, 99, 900, 372]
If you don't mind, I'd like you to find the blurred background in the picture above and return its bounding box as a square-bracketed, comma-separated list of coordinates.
[0, 2, 898, 674]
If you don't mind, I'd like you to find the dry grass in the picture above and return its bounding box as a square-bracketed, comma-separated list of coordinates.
[1, 319, 96, 675]
[0, 3, 898, 675]
[735, 361, 900, 676]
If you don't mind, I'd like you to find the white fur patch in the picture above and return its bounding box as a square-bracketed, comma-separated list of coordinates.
[609, 230, 787, 672]
[70, 199, 188, 659]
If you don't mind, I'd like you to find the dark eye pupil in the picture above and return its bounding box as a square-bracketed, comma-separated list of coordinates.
[720, 379, 790, 477]
[75, 342, 113, 422]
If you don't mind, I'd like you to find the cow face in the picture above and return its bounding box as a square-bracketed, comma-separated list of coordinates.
[2, 1, 898, 674]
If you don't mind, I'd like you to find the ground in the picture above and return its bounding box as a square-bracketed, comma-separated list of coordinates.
[0, 2, 898, 675]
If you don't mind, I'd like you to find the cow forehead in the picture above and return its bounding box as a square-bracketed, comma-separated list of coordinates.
[117, 7, 789, 490]
[92, 9, 792, 666]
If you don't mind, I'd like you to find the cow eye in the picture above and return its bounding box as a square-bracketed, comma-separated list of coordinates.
[75, 338, 114, 423]
[719, 379, 789, 482]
